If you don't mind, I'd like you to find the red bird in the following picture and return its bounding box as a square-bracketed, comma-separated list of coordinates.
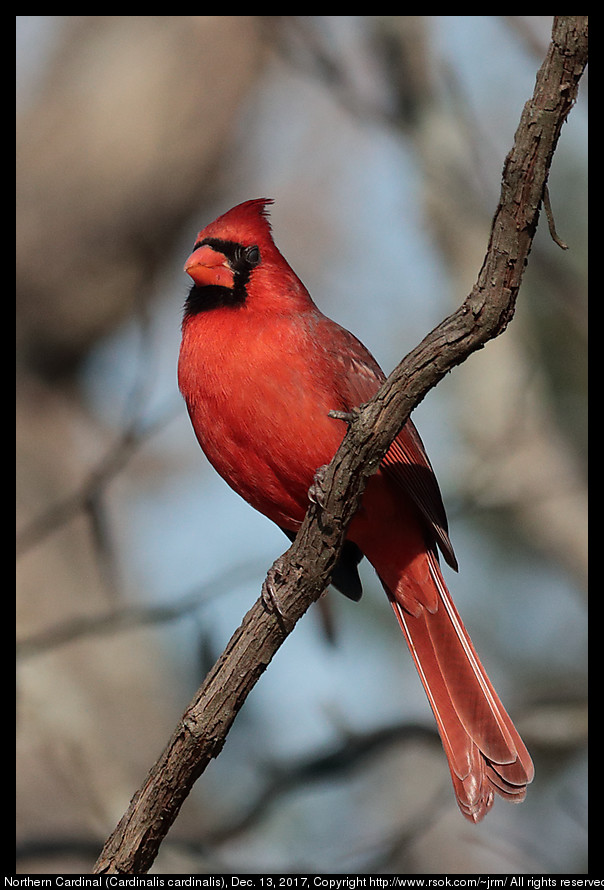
[178, 198, 534, 822]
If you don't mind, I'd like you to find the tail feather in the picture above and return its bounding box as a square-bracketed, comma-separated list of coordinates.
[486, 763, 529, 800]
[385, 552, 533, 822]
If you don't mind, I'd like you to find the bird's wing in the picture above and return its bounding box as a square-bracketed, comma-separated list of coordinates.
[329, 321, 457, 571]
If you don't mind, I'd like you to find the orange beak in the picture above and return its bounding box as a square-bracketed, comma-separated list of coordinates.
[184, 244, 234, 288]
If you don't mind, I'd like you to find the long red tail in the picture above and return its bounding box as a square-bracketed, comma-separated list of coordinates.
[385, 552, 533, 822]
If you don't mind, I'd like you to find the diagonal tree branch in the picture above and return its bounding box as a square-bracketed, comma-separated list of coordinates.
[94, 16, 587, 875]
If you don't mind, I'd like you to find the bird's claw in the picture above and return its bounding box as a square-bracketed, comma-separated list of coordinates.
[308, 464, 330, 509]
[261, 559, 291, 635]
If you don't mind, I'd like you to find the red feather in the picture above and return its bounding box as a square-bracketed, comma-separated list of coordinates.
[178, 198, 533, 821]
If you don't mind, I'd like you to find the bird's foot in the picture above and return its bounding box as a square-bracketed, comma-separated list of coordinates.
[308, 464, 330, 509]
[261, 557, 292, 635]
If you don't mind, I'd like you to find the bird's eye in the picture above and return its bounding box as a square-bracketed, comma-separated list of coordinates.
[244, 245, 260, 266]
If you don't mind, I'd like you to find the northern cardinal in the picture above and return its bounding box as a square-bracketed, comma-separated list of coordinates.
[178, 198, 533, 821]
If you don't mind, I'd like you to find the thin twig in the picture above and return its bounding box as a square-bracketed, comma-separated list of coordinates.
[543, 183, 569, 249]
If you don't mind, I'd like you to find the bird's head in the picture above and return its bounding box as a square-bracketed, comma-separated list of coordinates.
[183, 199, 311, 317]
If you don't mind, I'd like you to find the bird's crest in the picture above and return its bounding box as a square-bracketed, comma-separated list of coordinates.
[198, 198, 275, 248]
